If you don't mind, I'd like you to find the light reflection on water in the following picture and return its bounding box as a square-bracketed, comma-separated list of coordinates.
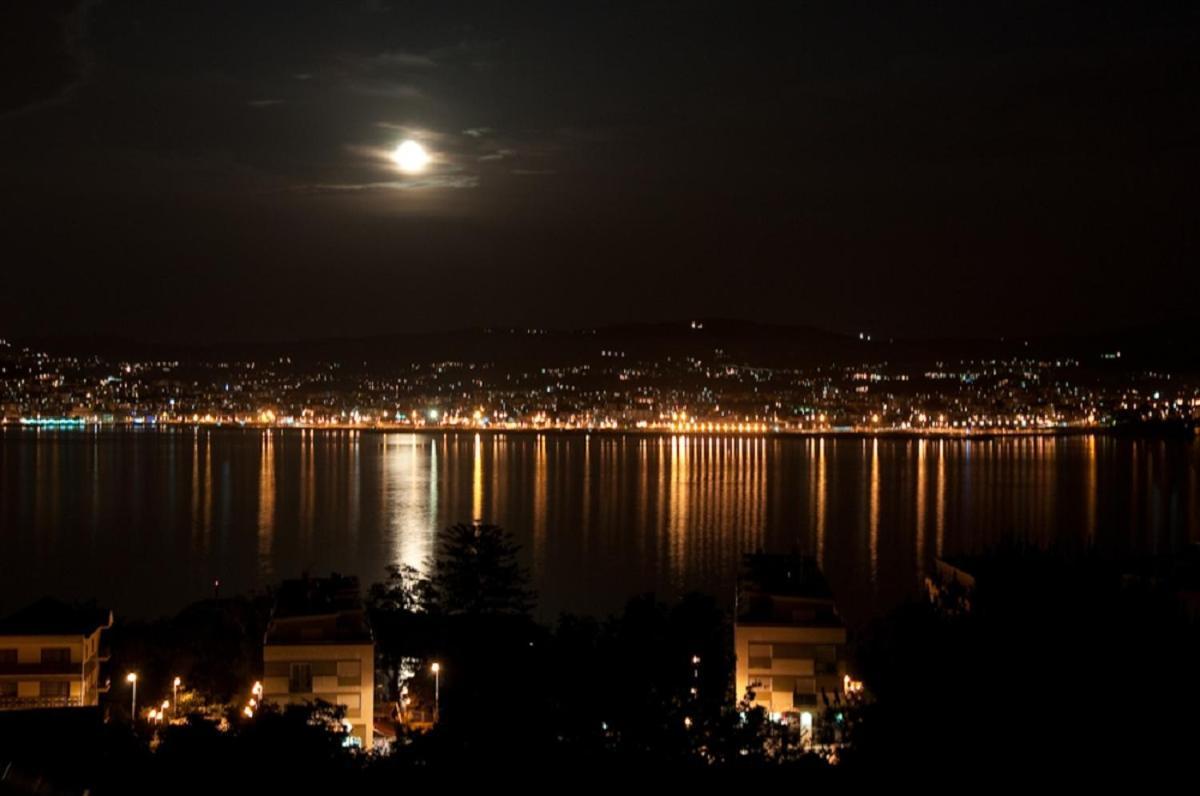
[1, 428, 1198, 628]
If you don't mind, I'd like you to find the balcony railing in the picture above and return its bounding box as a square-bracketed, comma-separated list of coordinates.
[0, 695, 82, 710]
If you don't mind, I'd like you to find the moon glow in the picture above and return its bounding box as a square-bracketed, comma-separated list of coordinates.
[391, 140, 431, 173]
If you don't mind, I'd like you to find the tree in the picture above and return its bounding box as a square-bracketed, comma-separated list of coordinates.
[426, 522, 534, 617]
[366, 564, 436, 702]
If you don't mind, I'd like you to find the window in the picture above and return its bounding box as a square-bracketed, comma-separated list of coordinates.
[41, 681, 70, 698]
[0, 649, 16, 664]
[773, 643, 814, 660]
[0, 681, 16, 697]
[41, 648, 71, 664]
[289, 663, 313, 693]
[337, 660, 361, 686]
[815, 645, 838, 675]
[747, 643, 772, 670]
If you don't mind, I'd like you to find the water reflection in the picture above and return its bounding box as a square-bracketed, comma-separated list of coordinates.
[916, 440, 926, 579]
[869, 438, 880, 586]
[257, 430, 275, 573]
[1, 429, 1198, 629]
[472, 433, 483, 523]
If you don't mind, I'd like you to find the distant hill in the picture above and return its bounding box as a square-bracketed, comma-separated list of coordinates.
[12, 318, 1200, 374]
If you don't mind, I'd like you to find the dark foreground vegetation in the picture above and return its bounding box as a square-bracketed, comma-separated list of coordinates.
[3, 527, 1199, 791]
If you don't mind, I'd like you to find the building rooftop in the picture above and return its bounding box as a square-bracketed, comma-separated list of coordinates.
[0, 598, 112, 637]
[265, 575, 372, 645]
[736, 553, 842, 626]
[739, 553, 834, 600]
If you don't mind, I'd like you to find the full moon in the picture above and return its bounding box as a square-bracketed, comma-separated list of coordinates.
[391, 140, 431, 173]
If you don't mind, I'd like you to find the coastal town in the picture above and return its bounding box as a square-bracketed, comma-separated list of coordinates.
[3, 325, 1197, 435]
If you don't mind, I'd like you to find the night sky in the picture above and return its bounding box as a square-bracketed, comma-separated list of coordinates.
[2, 1, 1197, 343]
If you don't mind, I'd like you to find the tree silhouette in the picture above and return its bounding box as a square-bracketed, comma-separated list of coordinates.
[426, 522, 534, 617]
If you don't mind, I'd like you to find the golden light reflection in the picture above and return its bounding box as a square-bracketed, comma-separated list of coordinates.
[637, 438, 650, 559]
[1085, 434, 1097, 542]
[381, 434, 434, 574]
[490, 434, 504, 526]
[816, 438, 827, 566]
[190, 430, 200, 535]
[427, 437, 438, 538]
[299, 430, 315, 543]
[346, 431, 360, 543]
[935, 440, 946, 556]
[916, 439, 926, 576]
[202, 432, 212, 540]
[581, 434, 591, 551]
[472, 433, 483, 523]
[1042, 436, 1057, 539]
[869, 438, 880, 586]
[257, 430, 275, 575]
[532, 434, 548, 575]
[666, 435, 691, 588]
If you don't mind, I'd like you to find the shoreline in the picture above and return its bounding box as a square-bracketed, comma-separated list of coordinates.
[2, 421, 1193, 441]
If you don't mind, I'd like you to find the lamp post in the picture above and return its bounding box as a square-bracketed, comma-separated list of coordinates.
[431, 662, 440, 723]
[161, 700, 170, 724]
[125, 673, 138, 719]
[173, 677, 181, 721]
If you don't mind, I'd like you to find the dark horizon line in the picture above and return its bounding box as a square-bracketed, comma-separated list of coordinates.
[7, 313, 1200, 356]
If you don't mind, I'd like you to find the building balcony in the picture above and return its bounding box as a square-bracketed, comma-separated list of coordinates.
[0, 662, 79, 676]
[0, 695, 82, 711]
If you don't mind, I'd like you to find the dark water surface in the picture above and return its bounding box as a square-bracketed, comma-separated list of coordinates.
[2, 429, 1197, 628]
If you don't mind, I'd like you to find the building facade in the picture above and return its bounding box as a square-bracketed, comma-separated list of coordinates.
[262, 575, 375, 747]
[734, 554, 847, 729]
[0, 599, 112, 711]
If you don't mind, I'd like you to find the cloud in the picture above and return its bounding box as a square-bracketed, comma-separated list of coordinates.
[247, 98, 285, 108]
[364, 50, 437, 70]
[478, 149, 514, 161]
[0, 0, 98, 118]
[293, 174, 479, 193]
[348, 82, 424, 100]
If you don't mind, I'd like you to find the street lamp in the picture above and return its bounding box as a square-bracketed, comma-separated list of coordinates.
[431, 662, 441, 723]
[161, 700, 170, 723]
[125, 673, 138, 719]
[173, 677, 181, 720]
